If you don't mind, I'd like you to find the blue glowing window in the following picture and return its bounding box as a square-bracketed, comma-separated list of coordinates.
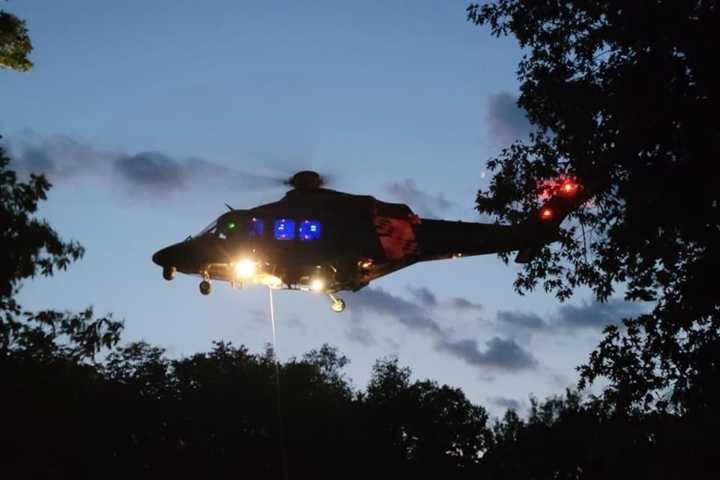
[273, 219, 295, 240]
[299, 220, 322, 241]
[249, 218, 264, 237]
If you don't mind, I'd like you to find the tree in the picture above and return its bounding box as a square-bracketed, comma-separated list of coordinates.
[0, 7, 33, 71]
[1, 3, 121, 360]
[0, 143, 123, 360]
[477, 391, 713, 479]
[468, 1, 720, 412]
[364, 357, 489, 477]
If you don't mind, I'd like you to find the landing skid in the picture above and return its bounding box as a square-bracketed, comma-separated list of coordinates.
[328, 293, 346, 313]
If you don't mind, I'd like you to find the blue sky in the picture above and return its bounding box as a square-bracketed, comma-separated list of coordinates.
[2, 0, 640, 415]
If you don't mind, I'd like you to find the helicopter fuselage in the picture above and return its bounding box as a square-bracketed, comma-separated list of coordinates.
[153, 178, 580, 311]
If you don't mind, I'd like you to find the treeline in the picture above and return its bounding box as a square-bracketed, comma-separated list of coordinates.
[2, 341, 483, 478]
[2, 334, 717, 479]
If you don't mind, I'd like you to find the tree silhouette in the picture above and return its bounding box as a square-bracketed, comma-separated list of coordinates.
[0, 7, 32, 71]
[468, 0, 720, 413]
[2, 338, 494, 478]
[0, 143, 123, 360]
[466, 2, 720, 477]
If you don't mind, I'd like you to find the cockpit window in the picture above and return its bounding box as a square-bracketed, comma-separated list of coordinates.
[196, 212, 266, 240]
[249, 218, 264, 237]
[299, 220, 321, 241]
[273, 219, 295, 240]
[197, 221, 218, 237]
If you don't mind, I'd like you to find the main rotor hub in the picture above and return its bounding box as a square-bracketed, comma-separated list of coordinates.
[288, 171, 323, 190]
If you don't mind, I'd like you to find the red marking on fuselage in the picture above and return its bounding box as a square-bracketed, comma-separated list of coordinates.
[374, 217, 418, 262]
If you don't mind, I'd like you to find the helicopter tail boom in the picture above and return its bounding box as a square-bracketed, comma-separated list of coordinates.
[413, 180, 587, 264]
[413, 220, 533, 260]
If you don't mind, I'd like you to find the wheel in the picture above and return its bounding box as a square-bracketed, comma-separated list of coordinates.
[162, 266, 176, 281]
[199, 280, 211, 295]
[331, 298, 346, 313]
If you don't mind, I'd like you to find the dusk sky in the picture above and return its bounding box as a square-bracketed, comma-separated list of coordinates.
[2, 1, 645, 415]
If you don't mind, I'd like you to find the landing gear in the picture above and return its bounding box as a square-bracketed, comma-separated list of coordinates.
[199, 280, 211, 295]
[162, 266, 176, 281]
[331, 299, 346, 313]
[329, 293, 346, 313]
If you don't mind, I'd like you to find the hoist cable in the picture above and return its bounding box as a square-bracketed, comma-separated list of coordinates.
[268, 288, 289, 480]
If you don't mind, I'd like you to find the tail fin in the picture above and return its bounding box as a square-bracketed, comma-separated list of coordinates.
[515, 179, 585, 263]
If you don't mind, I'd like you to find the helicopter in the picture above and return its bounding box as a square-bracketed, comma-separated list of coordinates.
[152, 171, 586, 312]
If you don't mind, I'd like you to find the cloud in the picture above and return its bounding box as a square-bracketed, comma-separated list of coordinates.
[7, 135, 115, 179]
[487, 92, 533, 144]
[350, 287, 444, 335]
[497, 310, 548, 330]
[554, 298, 646, 330]
[406, 286, 482, 312]
[406, 285, 438, 308]
[488, 396, 524, 411]
[5, 134, 280, 195]
[348, 286, 536, 373]
[448, 297, 483, 312]
[436, 337, 537, 371]
[346, 325, 375, 346]
[497, 298, 651, 334]
[113, 152, 186, 190]
[385, 179, 455, 218]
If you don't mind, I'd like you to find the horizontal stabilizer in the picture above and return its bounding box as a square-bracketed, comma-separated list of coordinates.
[514, 178, 587, 262]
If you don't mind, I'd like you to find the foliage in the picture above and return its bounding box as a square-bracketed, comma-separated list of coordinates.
[0, 9, 33, 71]
[0, 144, 83, 305]
[1, 341, 491, 479]
[468, 0, 720, 412]
[479, 391, 718, 479]
[0, 143, 123, 359]
[364, 357, 489, 477]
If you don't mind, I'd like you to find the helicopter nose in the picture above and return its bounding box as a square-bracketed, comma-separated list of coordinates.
[152, 245, 175, 267]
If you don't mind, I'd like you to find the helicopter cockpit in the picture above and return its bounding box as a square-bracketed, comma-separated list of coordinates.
[196, 209, 325, 246]
[195, 210, 264, 240]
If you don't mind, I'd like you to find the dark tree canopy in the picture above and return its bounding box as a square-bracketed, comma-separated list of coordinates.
[468, 1, 720, 412]
[2, 340, 493, 479]
[0, 9, 32, 71]
[1, 10, 119, 358]
[0, 144, 123, 359]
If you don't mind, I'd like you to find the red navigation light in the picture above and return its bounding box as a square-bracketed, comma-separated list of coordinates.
[561, 181, 578, 196]
[540, 208, 554, 220]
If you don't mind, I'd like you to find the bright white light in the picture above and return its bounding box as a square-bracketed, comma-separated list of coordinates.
[263, 275, 282, 289]
[234, 259, 256, 279]
[310, 277, 325, 292]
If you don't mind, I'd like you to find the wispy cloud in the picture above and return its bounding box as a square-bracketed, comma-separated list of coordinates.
[488, 396, 525, 411]
[351, 287, 444, 336]
[385, 179, 455, 218]
[406, 286, 483, 312]
[554, 299, 645, 329]
[348, 286, 536, 372]
[436, 337, 537, 371]
[497, 298, 650, 334]
[448, 297, 483, 312]
[487, 92, 533, 144]
[497, 310, 548, 331]
[5, 134, 279, 195]
[346, 325, 376, 347]
[406, 285, 438, 308]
